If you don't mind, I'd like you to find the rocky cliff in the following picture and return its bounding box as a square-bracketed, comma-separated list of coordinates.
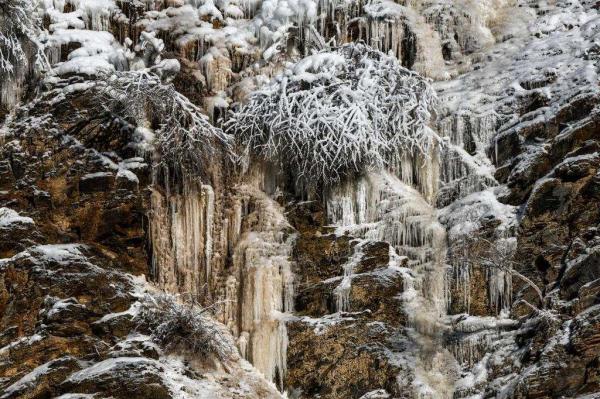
[1, 0, 599, 398]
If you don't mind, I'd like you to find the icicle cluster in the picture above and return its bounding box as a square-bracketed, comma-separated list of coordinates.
[228, 42, 439, 187]
[218, 177, 296, 390]
[326, 171, 457, 397]
[149, 183, 216, 299]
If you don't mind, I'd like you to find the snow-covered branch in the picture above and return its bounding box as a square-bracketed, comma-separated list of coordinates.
[97, 71, 232, 186]
[0, 0, 45, 75]
[226, 42, 439, 187]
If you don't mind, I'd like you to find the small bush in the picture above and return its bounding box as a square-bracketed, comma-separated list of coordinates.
[136, 293, 237, 361]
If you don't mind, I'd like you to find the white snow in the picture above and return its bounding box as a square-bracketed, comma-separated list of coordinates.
[95, 301, 141, 323]
[116, 168, 139, 184]
[66, 357, 158, 383]
[28, 244, 87, 264]
[0, 207, 34, 228]
[439, 189, 517, 239]
[45, 297, 85, 318]
[0, 334, 44, 357]
[45, 29, 128, 76]
[364, 1, 406, 19]
[81, 171, 113, 180]
[1, 360, 53, 397]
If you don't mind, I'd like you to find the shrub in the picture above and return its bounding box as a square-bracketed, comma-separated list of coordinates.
[136, 293, 237, 361]
[227, 42, 439, 187]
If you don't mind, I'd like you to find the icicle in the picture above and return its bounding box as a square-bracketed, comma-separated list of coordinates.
[148, 181, 216, 300]
[487, 237, 516, 314]
[449, 331, 493, 367]
[199, 47, 232, 93]
[66, 0, 116, 31]
[202, 184, 215, 283]
[220, 175, 296, 389]
[0, 76, 23, 110]
[238, 331, 250, 359]
[223, 275, 239, 333]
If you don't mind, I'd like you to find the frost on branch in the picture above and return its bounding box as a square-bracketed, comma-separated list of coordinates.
[136, 293, 237, 361]
[0, 0, 46, 109]
[98, 71, 231, 188]
[0, 0, 43, 74]
[227, 43, 439, 187]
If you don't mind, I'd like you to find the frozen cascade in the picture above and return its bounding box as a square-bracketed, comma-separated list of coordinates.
[327, 171, 459, 398]
[149, 172, 296, 389]
[334, 239, 366, 313]
[437, 112, 499, 206]
[148, 183, 216, 299]
[221, 178, 296, 390]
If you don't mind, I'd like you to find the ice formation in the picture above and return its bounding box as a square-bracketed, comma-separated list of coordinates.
[221, 176, 296, 389]
[326, 170, 457, 398]
[334, 239, 365, 312]
[149, 183, 216, 298]
[148, 165, 296, 389]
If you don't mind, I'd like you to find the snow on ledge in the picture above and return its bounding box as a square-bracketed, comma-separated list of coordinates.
[0, 207, 34, 228]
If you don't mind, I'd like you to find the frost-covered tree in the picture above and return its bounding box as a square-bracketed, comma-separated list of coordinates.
[226, 43, 439, 187]
[1, 0, 46, 108]
[0, 0, 43, 75]
[98, 71, 231, 186]
[95, 34, 227, 187]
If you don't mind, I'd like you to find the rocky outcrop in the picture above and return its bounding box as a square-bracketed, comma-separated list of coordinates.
[0, 86, 280, 399]
[285, 201, 407, 398]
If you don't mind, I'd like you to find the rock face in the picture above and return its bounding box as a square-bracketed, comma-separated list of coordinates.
[285, 201, 407, 398]
[0, 89, 281, 399]
[1, 0, 600, 398]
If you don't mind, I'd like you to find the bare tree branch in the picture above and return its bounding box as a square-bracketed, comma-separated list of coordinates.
[96, 71, 232, 188]
[449, 234, 545, 311]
